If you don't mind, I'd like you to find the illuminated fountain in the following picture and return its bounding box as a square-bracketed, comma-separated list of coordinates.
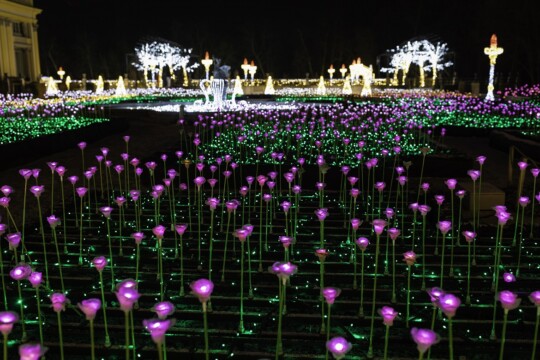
[484, 34, 504, 101]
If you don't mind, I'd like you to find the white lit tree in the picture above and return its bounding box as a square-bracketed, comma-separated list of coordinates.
[425, 41, 453, 87]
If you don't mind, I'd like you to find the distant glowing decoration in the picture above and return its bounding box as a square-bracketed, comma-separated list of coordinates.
[339, 64, 347, 79]
[200, 78, 226, 109]
[241, 58, 251, 81]
[133, 40, 199, 88]
[342, 75, 352, 95]
[264, 76, 275, 95]
[248, 61, 257, 82]
[484, 34, 504, 101]
[381, 39, 453, 88]
[57, 67, 65, 80]
[327, 64, 335, 82]
[95, 75, 104, 94]
[201, 51, 213, 80]
[115, 76, 127, 96]
[65, 75, 71, 91]
[45, 76, 59, 96]
[358, 63, 374, 96]
[317, 76, 326, 95]
[233, 75, 244, 96]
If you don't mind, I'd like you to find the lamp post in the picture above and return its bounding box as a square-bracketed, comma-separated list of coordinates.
[484, 34, 503, 101]
[201, 51, 213, 80]
[57, 67, 65, 80]
[248, 61, 257, 83]
[241, 58, 251, 81]
[339, 64, 347, 79]
[327, 64, 335, 83]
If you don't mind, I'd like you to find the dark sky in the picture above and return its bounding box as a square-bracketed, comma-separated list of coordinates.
[34, 0, 540, 83]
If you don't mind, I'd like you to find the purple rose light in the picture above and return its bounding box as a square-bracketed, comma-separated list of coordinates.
[503, 272, 516, 283]
[269, 261, 298, 284]
[174, 224, 188, 236]
[351, 218, 362, 231]
[99, 206, 113, 219]
[498, 290, 521, 311]
[10, 263, 32, 281]
[462, 231, 476, 242]
[190, 278, 214, 304]
[372, 219, 388, 236]
[403, 251, 416, 266]
[143, 318, 176, 344]
[445, 178, 457, 190]
[529, 291, 540, 306]
[50, 293, 69, 313]
[92, 256, 108, 272]
[278, 235, 294, 249]
[152, 225, 166, 240]
[315, 208, 329, 221]
[115, 287, 141, 313]
[411, 327, 439, 355]
[29, 185, 45, 197]
[18, 343, 48, 360]
[0, 311, 18, 336]
[426, 287, 446, 303]
[206, 197, 220, 211]
[131, 232, 145, 244]
[437, 293, 461, 318]
[6, 232, 21, 249]
[152, 301, 175, 319]
[437, 220, 452, 235]
[355, 237, 369, 251]
[28, 271, 43, 288]
[326, 336, 352, 359]
[321, 287, 341, 305]
[388, 228, 401, 242]
[378, 306, 398, 326]
[78, 298, 101, 320]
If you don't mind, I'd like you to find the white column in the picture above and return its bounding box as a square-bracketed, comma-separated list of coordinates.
[30, 22, 41, 80]
[0, 19, 9, 76]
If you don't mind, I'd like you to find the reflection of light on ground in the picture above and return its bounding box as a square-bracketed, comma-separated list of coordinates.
[125, 100, 299, 113]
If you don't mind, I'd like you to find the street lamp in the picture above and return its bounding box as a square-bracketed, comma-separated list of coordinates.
[484, 34, 504, 101]
[241, 58, 251, 81]
[201, 51, 213, 80]
[57, 67, 65, 80]
[339, 64, 347, 79]
[327, 64, 335, 83]
[248, 60, 257, 83]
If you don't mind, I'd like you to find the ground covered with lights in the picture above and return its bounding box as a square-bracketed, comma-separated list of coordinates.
[1, 86, 540, 359]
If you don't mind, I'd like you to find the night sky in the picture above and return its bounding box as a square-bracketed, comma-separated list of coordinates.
[34, 0, 540, 84]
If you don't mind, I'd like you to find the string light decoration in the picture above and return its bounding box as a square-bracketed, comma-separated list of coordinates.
[264, 76, 275, 95]
[248, 60, 257, 82]
[317, 76, 327, 95]
[241, 58, 251, 81]
[327, 64, 335, 82]
[342, 75, 352, 95]
[115, 76, 127, 96]
[339, 64, 347, 79]
[95, 75, 104, 94]
[45, 76, 59, 96]
[484, 34, 504, 101]
[201, 51, 213, 80]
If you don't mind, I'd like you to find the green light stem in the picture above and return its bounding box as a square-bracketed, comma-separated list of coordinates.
[157, 341, 163, 360]
[35, 286, 43, 346]
[530, 177, 537, 238]
[466, 240, 472, 305]
[456, 198, 463, 246]
[353, 233, 357, 289]
[22, 180, 27, 253]
[532, 308, 540, 360]
[472, 181, 477, 263]
[499, 310, 508, 360]
[125, 311, 130, 360]
[384, 324, 390, 360]
[118, 206, 124, 256]
[57, 311, 64, 360]
[106, 219, 116, 291]
[448, 316, 454, 360]
[406, 265, 411, 328]
[198, 189, 202, 267]
[276, 279, 284, 360]
[392, 240, 396, 303]
[72, 185, 79, 228]
[367, 233, 381, 358]
[159, 238, 164, 301]
[60, 179, 68, 254]
[258, 191, 264, 272]
[17, 280, 26, 341]
[90, 319, 95, 360]
[439, 233, 446, 289]
[98, 162, 104, 198]
[490, 224, 503, 340]
[208, 211, 215, 283]
[203, 302, 210, 360]
[416, 154, 426, 204]
[36, 197, 50, 288]
[179, 235, 184, 296]
[325, 304, 332, 360]
[516, 205, 525, 276]
[2, 333, 7, 360]
[434, 205, 441, 255]
[50, 171, 55, 214]
[52, 227, 65, 294]
[78, 194, 84, 265]
[359, 250, 365, 317]
[0, 245, 7, 311]
[421, 216, 426, 289]
[239, 241, 245, 332]
[99, 271, 111, 347]
[247, 235, 253, 298]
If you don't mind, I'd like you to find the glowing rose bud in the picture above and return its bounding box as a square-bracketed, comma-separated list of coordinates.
[388, 228, 401, 241]
[50, 293, 69, 313]
[518, 161, 528, 171]
[19, 169, 32, 180]
[206, 197, 220, 211]
[356, 237, 369, 251]
[96, 155, 104, 163]
[269, 262, 298, 284]
[411, 327, 439, 354]
[146, 161, 157, 171]
[152, 225, 166, 239]
[129, 190, 140, 201]
[30, 185, 45, 197]
[529, 291, 540, 306]
[246, 176, 254, 186]
[19, 342, 48, 360]
[174, 224, 188, 236]
[28, 271, 42, 288]
[462, 231, 476, 243]
[92, 256, 108, 272]
[47, 162, 57, 172]
[233, 229, 249, 242]
[531, 168, 540, 178]
[143, 318, 176, 344]
[503, 272, 516, 283]
[278, 236, 295, 249]
[281, 201, 291, 213]
[467, 170, 481, 181]
[476, 155, 486, 165]
[263, 193, 272, 202]
[372, 219, 388, 236]
[292, 185, 302, 194]
[426, 287, 445, 303]
[0, 311, 18, 336]
[315, 248, 329, 261]
[99, 206, 113, 219]
[314, 208, 329, 222]
[256, 175, 267, 187]
[117, 278, 137, 290]
[115, 287, 140, 313]
[409, 203, 419, 213]
[498, 290, 521, 311]
[190, 278, 214, 303]
[326, 336, 352, 360]
[495, 210, 512, 226]
[519, 196, 530, 207]
[398, 176, 407, 186]
[46, 215, 61, 228]
[348, 176, 359, 186]
[378, 306, 398, 326]
[437, 221, 452, 235]
[131, 232, 145, 244]
[6, 232, 21, 249]
[68, 176, 79, 185]
[76, 187, 88, 197]
[384, 208, 394, 219]
[152, 301, 175, 319]
[456, 190, 466, 199]
[351, 218, 362, 231]
[242, 224, 254, 236]
[78, 142, 87, 150]
[321, 287, 341, 305]
[10, 263, 32, 281]
[375, 181, 386, 192]
[283, 172, 294, 183]
[437, 293, 461, 318]
[194, 176, 206, 189]
[55, 166, 66, 177]
[123, 135, 130, 143]
[1, 185, 13, 197]
[435, 195, 445, 206]
[421, 183, 430, 192]
[341, 166, 350, 175]
[445, 178, 457, 190]
[403, 251, 416, 266]
[78, 298, 101, 321]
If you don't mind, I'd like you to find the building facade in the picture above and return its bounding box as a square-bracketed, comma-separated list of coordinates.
[0, 0, 41, 86]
